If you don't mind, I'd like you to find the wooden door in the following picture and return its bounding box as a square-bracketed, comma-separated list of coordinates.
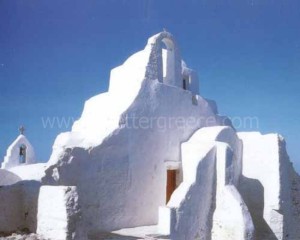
[166, 170, 177, 204]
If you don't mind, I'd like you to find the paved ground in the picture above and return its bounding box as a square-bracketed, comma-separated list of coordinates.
[0, 225, 169, 240]
[95, 225, 169, 240]
[0, 233, 47, 240]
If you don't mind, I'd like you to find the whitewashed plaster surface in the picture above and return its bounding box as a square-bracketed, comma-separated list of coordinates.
[42, 32, 229, 237]
[0, 32, 299, 240]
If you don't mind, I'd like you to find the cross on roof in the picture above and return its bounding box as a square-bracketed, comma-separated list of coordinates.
[19, 126, 25, 135]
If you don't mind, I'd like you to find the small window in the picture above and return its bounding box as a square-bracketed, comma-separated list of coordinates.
[19, 144, 27, 164]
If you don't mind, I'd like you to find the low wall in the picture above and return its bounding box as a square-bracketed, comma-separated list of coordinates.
[0, 181, 40, 234]
[37, 186, 85, 240]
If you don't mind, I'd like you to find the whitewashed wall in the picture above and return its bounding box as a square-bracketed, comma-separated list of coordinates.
[238, 132, 300, 239]
[0, 169, 21, 186]
[42, 32, 229, 235]
[0, 181, 40, 234]
[158, 126, 254, 240]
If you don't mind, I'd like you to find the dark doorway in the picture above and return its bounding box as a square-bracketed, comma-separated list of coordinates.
[166, 170, 177, 204]
[183, 79, 187, 90]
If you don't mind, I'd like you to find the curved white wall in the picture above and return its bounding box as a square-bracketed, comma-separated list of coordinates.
[159, 126, 254, 240]
[42, 31, 230, 234]
[0, 169, 21, 186]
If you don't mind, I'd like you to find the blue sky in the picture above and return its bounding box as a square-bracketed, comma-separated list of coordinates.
[0, 0, 299, 171]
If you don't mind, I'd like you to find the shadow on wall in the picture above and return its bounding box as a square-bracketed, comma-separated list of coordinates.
[0, 180, 41, 235]
[238, 176, 278, 240]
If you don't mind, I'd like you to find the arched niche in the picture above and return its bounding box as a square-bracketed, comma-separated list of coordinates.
[146, 32, 182, 88]
[161, 37, 175, 85]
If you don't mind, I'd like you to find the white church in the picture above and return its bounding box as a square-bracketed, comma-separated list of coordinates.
[0, 32, 300, 240]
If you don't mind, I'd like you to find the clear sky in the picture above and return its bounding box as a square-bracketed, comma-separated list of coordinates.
[0, 0, 299, 171]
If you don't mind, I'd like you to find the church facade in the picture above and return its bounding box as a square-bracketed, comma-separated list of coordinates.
[0, 32, 300, 240]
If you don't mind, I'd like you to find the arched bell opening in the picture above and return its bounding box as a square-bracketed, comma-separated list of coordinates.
[160, 37, 176, 86]
[19, 144, 27, 164]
